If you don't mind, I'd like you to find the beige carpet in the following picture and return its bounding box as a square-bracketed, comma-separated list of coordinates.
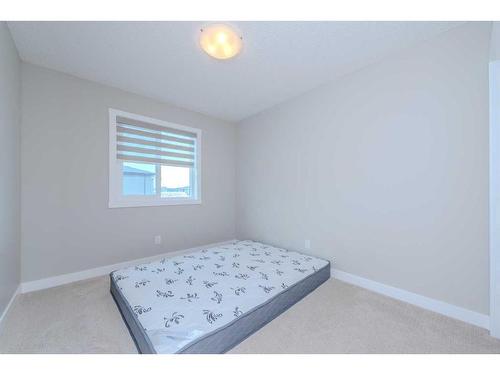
[1, 276, 499, 354]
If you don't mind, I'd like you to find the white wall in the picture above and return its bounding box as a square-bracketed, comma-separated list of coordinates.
[21, 63, 236, 282]
[0, 23, 21, 315]
[237, 22, 491, 314]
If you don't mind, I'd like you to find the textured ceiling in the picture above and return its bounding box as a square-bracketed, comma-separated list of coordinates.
[8, 21, 462, 122]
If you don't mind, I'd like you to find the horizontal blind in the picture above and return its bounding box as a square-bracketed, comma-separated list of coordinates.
[115, 116, 197, 168]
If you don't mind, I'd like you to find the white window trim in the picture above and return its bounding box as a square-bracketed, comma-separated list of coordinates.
[108, 108, 202, 208]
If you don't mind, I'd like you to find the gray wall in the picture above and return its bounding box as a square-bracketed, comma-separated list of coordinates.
[21, 63, 236, 282]
[491, 22, 500, 61]
[236, 22, 491, 314]
[489, 21, 500, 336]
[0, 23, 21, 314]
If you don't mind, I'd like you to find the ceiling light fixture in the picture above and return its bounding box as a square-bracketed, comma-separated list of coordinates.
[199, 24, 242, 60]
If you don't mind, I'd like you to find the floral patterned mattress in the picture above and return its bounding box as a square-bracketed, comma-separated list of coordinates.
[110, 240, 330, 353]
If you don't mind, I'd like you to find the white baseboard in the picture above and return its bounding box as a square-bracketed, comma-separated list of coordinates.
[20, 239, 236, 294]
[0, 284, 21, 330]
[332, 268, 490, 330]
[16, 243, 490, 332]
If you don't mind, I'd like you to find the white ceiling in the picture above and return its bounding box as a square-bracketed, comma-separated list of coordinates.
[8, 21, 462, 122]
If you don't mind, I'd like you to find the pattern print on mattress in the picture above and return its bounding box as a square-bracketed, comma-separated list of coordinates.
[111, 240, 330, 353]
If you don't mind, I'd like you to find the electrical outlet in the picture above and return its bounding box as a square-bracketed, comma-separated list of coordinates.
[304, 239, 311, 250]
[154, 235, 162, 245]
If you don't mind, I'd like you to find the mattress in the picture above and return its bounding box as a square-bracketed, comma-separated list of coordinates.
[110, 240, 330, 354]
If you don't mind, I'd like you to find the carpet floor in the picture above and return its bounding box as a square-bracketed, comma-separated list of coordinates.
[1, 276, 499, 354]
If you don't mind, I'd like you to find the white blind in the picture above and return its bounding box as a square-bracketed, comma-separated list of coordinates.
[115, 116, 197, 168]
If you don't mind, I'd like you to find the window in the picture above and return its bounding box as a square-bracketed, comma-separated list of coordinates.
[109, 109, 201, 208]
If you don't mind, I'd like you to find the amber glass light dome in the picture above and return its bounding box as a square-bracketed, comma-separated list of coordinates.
[199, 24, 242, 60]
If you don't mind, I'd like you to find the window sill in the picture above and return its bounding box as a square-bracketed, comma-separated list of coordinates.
[108, 198, 202, 208]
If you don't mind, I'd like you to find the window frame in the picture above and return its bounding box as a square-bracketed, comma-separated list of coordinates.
[108, 108, 202, 208]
